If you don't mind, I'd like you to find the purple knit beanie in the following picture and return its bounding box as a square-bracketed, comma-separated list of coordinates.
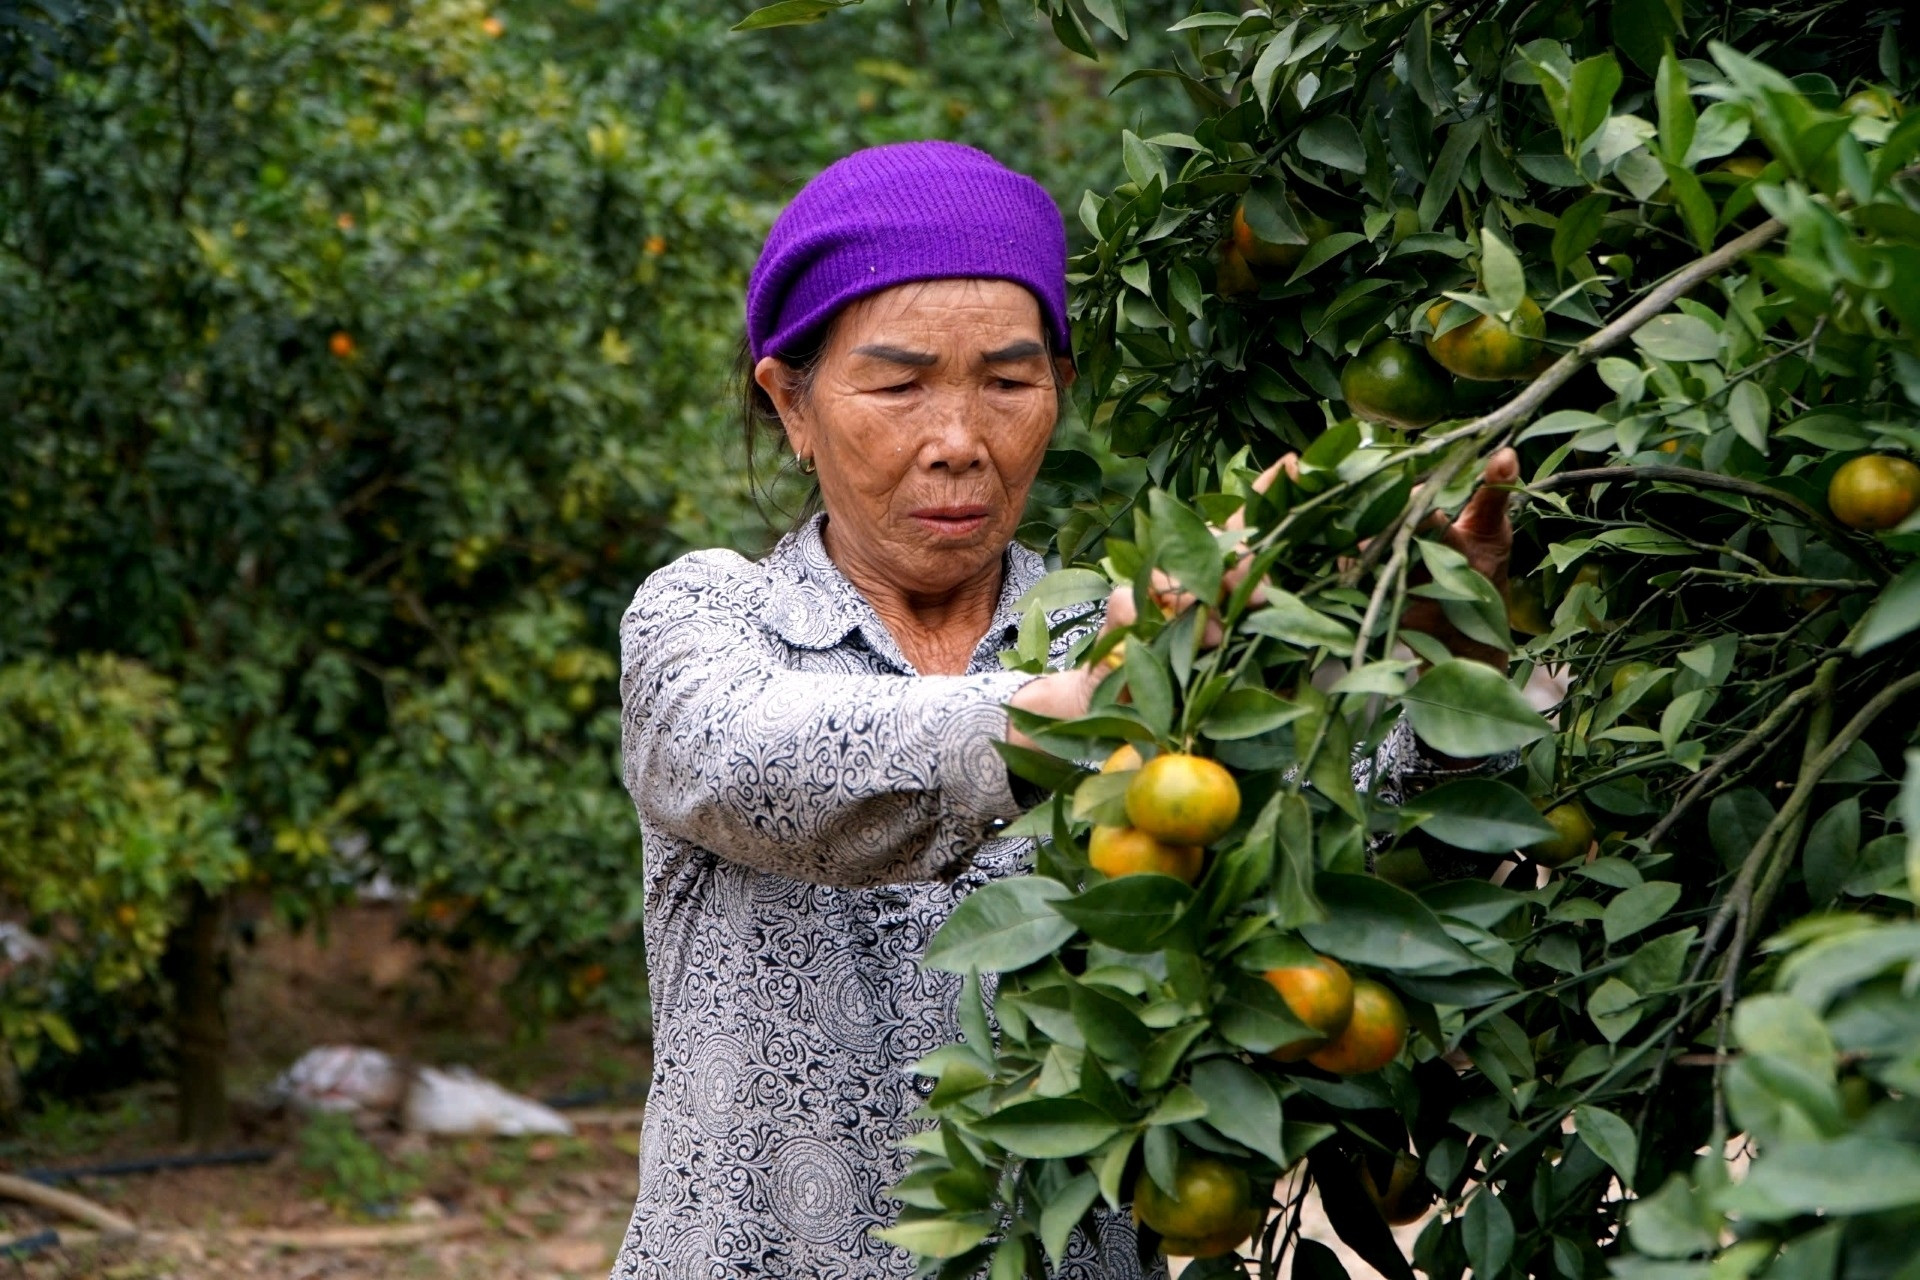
[746, 140, 1070, 363]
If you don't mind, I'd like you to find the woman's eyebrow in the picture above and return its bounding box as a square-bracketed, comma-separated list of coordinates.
[982, 340, 1046, 363]
[850, 343, 937, 367]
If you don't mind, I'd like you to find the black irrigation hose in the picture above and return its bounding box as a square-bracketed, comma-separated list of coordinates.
[0, 1228, 61, 1261]
[11, 1146, 278, 1186]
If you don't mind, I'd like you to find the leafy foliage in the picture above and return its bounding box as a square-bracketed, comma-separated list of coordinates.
[744, 1, 1920, 1277]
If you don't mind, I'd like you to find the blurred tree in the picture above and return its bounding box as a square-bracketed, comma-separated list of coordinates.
[0, 0, 1169, 1138]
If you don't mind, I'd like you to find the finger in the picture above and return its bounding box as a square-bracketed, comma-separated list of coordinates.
[1227, 453, 1303, 534]
[1102, 586, 1138, 636]
[1453, 447, 1520, 540]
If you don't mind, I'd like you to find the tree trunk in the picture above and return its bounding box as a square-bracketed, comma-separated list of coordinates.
[165, 884, 229, 1145]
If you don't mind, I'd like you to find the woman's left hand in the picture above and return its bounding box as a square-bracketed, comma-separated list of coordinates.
[1398, 446, 1518, 669]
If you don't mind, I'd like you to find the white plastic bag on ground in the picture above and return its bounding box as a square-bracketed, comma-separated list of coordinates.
[272, 1046, 407, 1115]
[402, 1065, 574, 1136]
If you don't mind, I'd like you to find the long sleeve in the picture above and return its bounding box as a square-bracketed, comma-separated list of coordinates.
[619, 550, 1037, 888]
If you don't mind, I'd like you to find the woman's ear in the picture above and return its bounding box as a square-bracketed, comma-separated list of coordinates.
[1053, 355, 1078, 390]
[754, 355, 814, 462]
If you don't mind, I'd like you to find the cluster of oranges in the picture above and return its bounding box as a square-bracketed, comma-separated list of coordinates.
[1085, 743, 1414, 1257]
[1216, 195, 1551, 431]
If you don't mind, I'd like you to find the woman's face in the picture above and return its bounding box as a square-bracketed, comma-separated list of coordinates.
[755, 278, 1073, 600]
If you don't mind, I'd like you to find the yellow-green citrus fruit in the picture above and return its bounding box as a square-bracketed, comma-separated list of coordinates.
[1126, 754, 1242, 846]
[1216, 244, 1259, 299]
[1306, 978, 1409, 1075]
[1842, 87, 1902, 119]
[1339, 338, 1452, 429]
[1425, 298, 1546, 381]
[1134, 1156, 1260, 1259]
[1088, 825, 1204, 884]
[1360, 1151, 1435, 1226]
[1265, 954, 1355, 1062]
[1102, 743, 1144, 774]
[1609, 661, 1669, 708]
[1232, 196, 1336, 276]
[1529, 802, 1596, 867]
[1828, 454, 1920, 531]
[1507, 578, 1550, 636]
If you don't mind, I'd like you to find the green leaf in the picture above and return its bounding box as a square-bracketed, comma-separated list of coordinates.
[1854, 563, 1920, 655]
[1203, 688, 1309, 740]
[1080, 0, 1127, 39]
[1717, 1136, 1920, 1220]
[1299, 117, 1366, 173]
[1631, 314, 1722, 363]
[1243, 591, 1357, 651]
[1480, 224, 1526, 316]
[1017, 568, 1113, 615]
[1462, 1190, 1515, 1277]
[1053, 875, 1192, 952]
[1628, 1174, 1722, 1258]
[731, 0, 860, 30]
[1655, 51, 1696, 164]
[972, 1098, 1123, 1158]
[1589, 977, 1643, 1041]
[1662, 162, 1717, 252]
[923, 878, 1078, 973]
[1552, 193, 1611, 279]
[1039, 1172, 1101, 1268]
[1123, 641, 1174, 738]
[1071, 981, 1152, 1070]
[1190, 1058, 1288, 1164]
[1299, 874, 1483, 976]
[872, 1215, 994, 1258]
[1567, 54, 1624, 151]
[1215, 968, 1317, 1053]
[1401, 660, 1553, 758]
[1603, 882, 1683, 944]
[1575, 1104, 1640, 1189]
[1408, 778, 1557, 852]
[1904, 749, 1920, 904]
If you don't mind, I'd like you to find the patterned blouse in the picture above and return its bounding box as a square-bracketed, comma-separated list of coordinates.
[612, 513, 1453, 1279]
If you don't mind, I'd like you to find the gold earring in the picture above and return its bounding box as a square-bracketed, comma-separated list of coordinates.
[797, 455, 816, 475]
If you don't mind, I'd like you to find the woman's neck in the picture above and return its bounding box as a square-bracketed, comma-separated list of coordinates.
[821, 522, 1005, 676]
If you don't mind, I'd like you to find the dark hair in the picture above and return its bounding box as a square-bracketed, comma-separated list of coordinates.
[738, 332, 827, 532]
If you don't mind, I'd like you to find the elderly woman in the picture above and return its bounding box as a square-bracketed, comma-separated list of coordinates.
[613, 142, 1515, 1279]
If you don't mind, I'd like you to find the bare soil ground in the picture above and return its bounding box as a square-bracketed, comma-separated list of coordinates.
[1, 902, 650, 1279]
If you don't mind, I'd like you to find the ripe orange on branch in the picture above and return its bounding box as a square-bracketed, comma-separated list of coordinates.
[1529, 801, 1595, 867]
[1125, 754, 1241, 846]
[1306, 978, 1408, 1075]
[1264, 953, 1354, 1061]
[1339, 338, 1451, 429]
[1133, 1155, 1261, 1258]
[1230, 195, 1335, 276]
[1425, 298, 1545, 381]
[1827, 454, 1920, 531]
[1088, 824, 1203, 883]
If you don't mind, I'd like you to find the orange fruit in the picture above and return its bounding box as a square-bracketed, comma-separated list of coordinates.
[1088, 825, 1204, 883]
[1231, 196, 1335, 276]
[1102, 743, 1144, 773]
[1339, 339, 1451, 429]
[1828, 455, 1920, 531]
[1307, 978, 1408, 1075]
[1610, 661, 1669, 709]
[328, 330, 356, 359]
[643, 234, 668, 256]
[1424, 298, 1546, 381]
[1264, 954, 1354, 1062]
[1215, 244, 1259, 298]
[1134, 1155, 1260, 1258]
[1360, 1151, 1434, 1226]
[1125, 754, 1241, 846]
[1528, 802, 1595, 867]
[1842, 87, 1901, 119]
[1712, 156, 1768, 181]
[481, 14, 505, 36]
[1507, 577, 1549, 636]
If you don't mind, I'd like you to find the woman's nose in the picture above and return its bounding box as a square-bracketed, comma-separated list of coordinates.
[921, 393, 989, 472]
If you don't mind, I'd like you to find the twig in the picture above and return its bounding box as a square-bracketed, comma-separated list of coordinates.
[0, 1172, 138, 1239]
[1526, 464, 1850, 544]
[1641, 682, 1818, 848]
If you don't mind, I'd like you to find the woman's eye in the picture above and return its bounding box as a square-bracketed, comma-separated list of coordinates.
[876, 381, 916, 395]
[993, 377, 1032, 391]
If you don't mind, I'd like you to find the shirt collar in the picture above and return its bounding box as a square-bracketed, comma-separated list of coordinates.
[759, 512, 1047, 674]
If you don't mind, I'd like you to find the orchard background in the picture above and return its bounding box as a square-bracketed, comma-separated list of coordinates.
[5, 0, 1920, 1278]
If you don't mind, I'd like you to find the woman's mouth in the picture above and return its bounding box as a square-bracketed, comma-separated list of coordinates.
[909, 505, 992, 538]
